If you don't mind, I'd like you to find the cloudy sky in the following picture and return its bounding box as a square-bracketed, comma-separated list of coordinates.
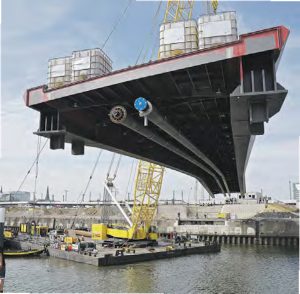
[1, 0, 299, 202]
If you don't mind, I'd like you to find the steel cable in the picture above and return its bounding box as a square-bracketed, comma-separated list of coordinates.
[80, 150, 103, 203]
[33, 136, 41, 202]
[101, 0, 134, 50]
[16, 138, 49, 193]
[135, 0, 163, 65]
[125, 159, 135, 201]
[70, 150, 103, 229]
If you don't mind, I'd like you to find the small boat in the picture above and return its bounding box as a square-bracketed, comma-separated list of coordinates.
[4, 249, 45, 257]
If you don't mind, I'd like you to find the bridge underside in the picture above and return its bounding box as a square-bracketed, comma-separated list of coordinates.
[26, 26, 289, 196]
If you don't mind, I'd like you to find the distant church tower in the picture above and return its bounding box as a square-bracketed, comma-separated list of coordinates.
[45, 186, 50, 201]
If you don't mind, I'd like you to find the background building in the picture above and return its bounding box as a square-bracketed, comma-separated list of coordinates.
[292, 183, 300, 201]
[0, 191, 31, 202]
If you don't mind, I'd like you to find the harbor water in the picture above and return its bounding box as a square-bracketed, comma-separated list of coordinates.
[5, 245, 298, 293]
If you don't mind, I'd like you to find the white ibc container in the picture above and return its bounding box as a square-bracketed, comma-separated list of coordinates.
[159, 20, 198, 58]
[71, 48, 112, 82]
[198, 11, 238, 50]
[48, 56, 71, 89]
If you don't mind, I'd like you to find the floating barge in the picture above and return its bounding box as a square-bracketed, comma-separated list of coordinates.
[48, 243, 220, 267]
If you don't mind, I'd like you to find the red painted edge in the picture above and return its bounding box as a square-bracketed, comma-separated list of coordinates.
[233, 42, 246, 57]
[279, 26, 290, 48]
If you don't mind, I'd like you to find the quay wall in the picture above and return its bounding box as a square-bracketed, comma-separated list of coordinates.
[4, 204, 299, 245]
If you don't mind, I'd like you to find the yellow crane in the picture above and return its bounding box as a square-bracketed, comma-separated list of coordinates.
[163, 0, 194, 23]
[164, 0, 218, 23]
[92, 0, 218, 242]
[130, 161, 164, 239]
[92, 161, 164, 241]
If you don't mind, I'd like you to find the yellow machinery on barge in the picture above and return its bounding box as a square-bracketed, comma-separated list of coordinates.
[92, 161, 164, 241]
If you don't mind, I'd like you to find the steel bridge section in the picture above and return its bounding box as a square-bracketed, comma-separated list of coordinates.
[25, 26, 289, 196]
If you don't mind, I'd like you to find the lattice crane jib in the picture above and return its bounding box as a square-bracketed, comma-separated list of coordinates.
[131, 161, 165, 237]
[163, 0, 195, 23]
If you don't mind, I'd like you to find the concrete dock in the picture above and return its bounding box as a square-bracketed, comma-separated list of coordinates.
[5, 204, 299, 248]
[48, 242, 220, 267]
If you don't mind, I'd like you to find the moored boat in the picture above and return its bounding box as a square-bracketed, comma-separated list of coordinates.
[4, 249, 45, 257]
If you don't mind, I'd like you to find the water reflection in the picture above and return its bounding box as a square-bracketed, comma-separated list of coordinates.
[4, 245, 298, 293]
[126, 265, 154, 293]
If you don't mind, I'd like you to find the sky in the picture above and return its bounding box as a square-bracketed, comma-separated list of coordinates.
[0, 0, 299, 202]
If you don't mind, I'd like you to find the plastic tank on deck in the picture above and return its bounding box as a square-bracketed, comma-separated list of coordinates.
[71, 48, 112, 82]
[48, 56, 71, 89]
[159, 20, 198, 58]
[198, 11, 238, 50]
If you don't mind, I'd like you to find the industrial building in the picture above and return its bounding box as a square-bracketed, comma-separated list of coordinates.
[292, 182, 300, 201]
[0, 191, 31, 202]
